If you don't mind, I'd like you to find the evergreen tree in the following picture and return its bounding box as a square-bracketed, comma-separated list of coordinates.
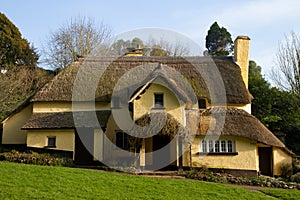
[249, 60, 300, 154]
[205, 22, 233, 56]
[0, 13, 39, 67]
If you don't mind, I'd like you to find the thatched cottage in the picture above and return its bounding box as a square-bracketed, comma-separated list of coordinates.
[1, 36, 294, 176]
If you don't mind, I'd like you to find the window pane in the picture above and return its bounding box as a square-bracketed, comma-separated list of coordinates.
[47, 137, 56, 147]
[154, 94, 164, 108]
[228, 140, 233, 152]
[198, 99, 206, 109]
[221, 140, 226, 152]
[208, 140, 214, 152]
[215, 141, 220, 152]
[116, 132, 124, 149]
[201, 140, 207, 152]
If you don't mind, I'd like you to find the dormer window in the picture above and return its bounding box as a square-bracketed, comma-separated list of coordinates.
[154, 93, 164, 108]
[198, 99, 207, 109]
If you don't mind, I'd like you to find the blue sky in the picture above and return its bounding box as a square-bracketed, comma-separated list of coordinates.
[1, 0, 300, 78]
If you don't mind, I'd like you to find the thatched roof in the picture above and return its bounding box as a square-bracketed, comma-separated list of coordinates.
[22, 111, 111, 129]
[32, 56, 252, 104]
[198, 107, 294, 155]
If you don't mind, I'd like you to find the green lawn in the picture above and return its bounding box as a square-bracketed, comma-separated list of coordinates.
[260, 188, 300, 200]
[0, 162, 287, 200]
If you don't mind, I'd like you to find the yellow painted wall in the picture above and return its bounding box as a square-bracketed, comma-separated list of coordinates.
[2, 104, 33, 144]
[33, 102, 111, 113]
[27, 129, 74, 151]
[191, 136, 258, 171]
[94, 128, 104, 161]
[133, 83, 184, 124]
[273, 147, 293, 176]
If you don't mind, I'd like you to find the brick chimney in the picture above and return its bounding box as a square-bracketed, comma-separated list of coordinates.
[234, 36, 250, 88]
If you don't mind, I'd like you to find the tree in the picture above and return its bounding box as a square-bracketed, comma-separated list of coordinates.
[249, 60, 300, 154]
[110, 37, 189, 56]
[205, 22, 233, 56]
[0, 13, 39, 68]
[43, 17, 112, 69]
[272, 31, 300, 99]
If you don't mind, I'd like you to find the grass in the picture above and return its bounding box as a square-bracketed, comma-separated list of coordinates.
[0, 162, 286, 200]
[260, 188, 300, 200]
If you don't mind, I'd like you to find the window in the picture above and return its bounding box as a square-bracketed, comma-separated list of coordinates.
[201, 140, 207, 153]
[47, 137, 56, 147]
[214, 141, 220, 152]
[200, 139, 235, 154]
[198, 99, 207, 109]
[116, 131, 129, 150]
[208, 140, 214, 152]
[112, 97, 120, 108]
[221, 140, 226, 152]
[154, 94, 164, 108]
[227, 140, 233, 152]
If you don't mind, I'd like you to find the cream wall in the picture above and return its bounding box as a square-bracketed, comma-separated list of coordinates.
[2, 104, 33, 144]
[33, 102, 111, 113]
[133, 83, 184, 124]
[273, 147, 293, 176]
[27, 129, 74, 151]
[191, 136, 258, 171]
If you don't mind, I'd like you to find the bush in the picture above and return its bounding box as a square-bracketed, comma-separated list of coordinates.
[291, 173, 300, 183]
[0, 150, 74, 167]
[280, 163, 293, 177]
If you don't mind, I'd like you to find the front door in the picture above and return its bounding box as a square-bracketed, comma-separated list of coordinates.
[74, 128, 94, 165]
[151, 134, 171, 170]
[258, 147, 273, 176]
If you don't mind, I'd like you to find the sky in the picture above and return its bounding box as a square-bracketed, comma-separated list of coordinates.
[1, 0, 300, 78]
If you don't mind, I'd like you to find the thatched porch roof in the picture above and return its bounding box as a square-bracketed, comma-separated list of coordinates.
[198, 107, 294, 155]
[22, 111, 111, 129]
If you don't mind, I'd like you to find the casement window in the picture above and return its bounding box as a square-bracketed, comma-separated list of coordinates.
[198, 99, 207, 109]
[154, 93, 164, 108]
[112, 97, 121, 108]
[116, 131, 129, 150]
[47, 137, 56, 147]
[200, 139, 235, 154]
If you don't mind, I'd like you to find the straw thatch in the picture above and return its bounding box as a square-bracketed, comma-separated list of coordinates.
[134, 111, 192, 144]
[32, 56, 252, 104]
[198, 107, 294, 154]
[22, 110, 111, 129]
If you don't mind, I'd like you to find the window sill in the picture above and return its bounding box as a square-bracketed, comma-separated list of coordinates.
[44, 146, 56, 148]
[196, 152, 238, 156]
[151, 107, 166, 110]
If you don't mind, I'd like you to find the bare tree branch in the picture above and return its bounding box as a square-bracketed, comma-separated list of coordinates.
[272, 31, 300, 98]
[43, 16, 112, 69]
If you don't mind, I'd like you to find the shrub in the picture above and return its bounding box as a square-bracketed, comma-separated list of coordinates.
[291, 173, 300, 183]
[0, 151, 74, 167]
[280, 163, 293, 177]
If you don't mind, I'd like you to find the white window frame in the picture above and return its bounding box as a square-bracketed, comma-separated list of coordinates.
[200, 139, 235, 153]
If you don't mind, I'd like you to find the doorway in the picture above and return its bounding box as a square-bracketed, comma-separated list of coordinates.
[258, 147, 273, 176]
[74, 128, 94, 165]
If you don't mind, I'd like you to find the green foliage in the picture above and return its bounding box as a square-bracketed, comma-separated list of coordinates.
[205, 22, 233, 56]
[0, 13, 38, 68]
[260, 189, 300, 200]
[249, 60, 300, 155]
[111, 37, 189, 56]
[0, 150, 74, 167]
[0, 162, 274, 199]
